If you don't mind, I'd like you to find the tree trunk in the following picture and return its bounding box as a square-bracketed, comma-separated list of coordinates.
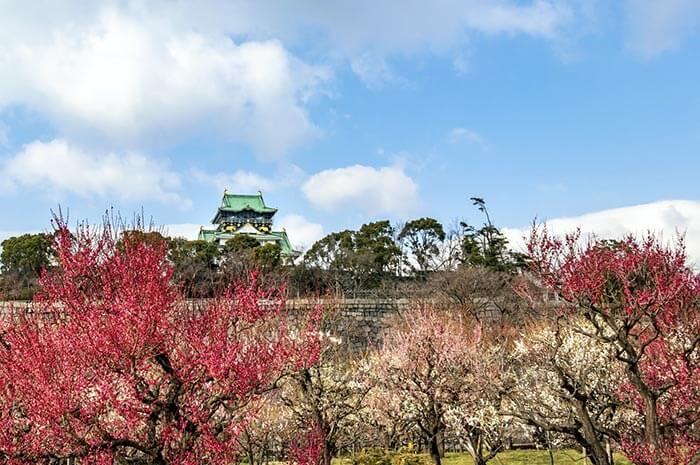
[582, 442, 612, 465]
[624, 349, 662, 452]
[320, 435, 337, 465]
[466, 432, 487, 465]
[322, 446, 333, 465]
[574, 401, 612, 465]
[428, 431, 442, 465]
[643, 393, 661, 451]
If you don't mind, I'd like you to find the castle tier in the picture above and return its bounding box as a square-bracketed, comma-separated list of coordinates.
[198, 191, 299, 261]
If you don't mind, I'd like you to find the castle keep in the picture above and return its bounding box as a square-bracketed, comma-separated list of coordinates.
[198, 191, 299, 261]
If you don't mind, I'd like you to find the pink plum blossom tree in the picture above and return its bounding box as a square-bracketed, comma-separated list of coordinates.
[528, 230, 700, 465]
[0, 219, 322, 465]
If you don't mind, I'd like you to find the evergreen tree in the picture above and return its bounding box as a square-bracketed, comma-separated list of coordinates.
[398, 217, 446, 276]
[460, 197, 527, 272]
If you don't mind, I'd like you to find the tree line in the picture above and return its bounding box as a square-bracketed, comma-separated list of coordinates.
[1, 199, 527, 300]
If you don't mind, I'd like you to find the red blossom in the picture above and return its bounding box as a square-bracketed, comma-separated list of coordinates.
[288, 423, 324, 465]
[0, 218, 321, 465]
[528, 227, 700, 465]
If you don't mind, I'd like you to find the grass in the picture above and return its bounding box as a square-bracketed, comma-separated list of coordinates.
[335, 450, 634, 465]
[442, 450, 633, 464]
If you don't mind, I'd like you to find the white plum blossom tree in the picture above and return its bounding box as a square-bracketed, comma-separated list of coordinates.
[506, 318, 630, 465]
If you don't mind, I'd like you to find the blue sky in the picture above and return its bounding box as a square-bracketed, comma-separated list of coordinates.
[1, 1, 700, 257]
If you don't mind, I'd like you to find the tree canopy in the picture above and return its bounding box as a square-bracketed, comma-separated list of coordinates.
[460, 197, 527, 272]
[398, 217, 446, 275]
[0, 233, 54, 299]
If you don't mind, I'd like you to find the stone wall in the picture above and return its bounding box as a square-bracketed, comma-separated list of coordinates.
[0, 298, 418, 347]
[0, 297, 513, 350]
[286, 297, 414, 348]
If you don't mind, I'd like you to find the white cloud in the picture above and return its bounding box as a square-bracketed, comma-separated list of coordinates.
[1, 139, 188, 206]
[503, 200, 700, 266]
[0, 0, 575, 133]
[461, 1, 573, 37]
[277, 214, 324, 251]
[162, 223, 202, 240]
[220, 0, 573, 51]
[350, 53, 396, 89]
[259, 0, 574, 83]
[0, 5, 329, 157]
[302, 164, 420, 216]
[192, 164, 305, 193]
[625, 0, 700, 57]
[448, 127, 486, 147]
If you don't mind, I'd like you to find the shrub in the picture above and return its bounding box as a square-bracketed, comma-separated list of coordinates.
[391, 453, 429, 465]
[350, 449, 392, 465]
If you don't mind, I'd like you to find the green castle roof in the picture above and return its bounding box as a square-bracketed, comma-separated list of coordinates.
[200, 192, 300, 260]
[197, 227, 298, 257]
[218, 192, 277, 214]
[198, 229, 217, 242]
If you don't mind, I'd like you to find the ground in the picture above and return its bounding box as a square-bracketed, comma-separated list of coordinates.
[333, 450, 634, 465]
[442, 450, 633, 464]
